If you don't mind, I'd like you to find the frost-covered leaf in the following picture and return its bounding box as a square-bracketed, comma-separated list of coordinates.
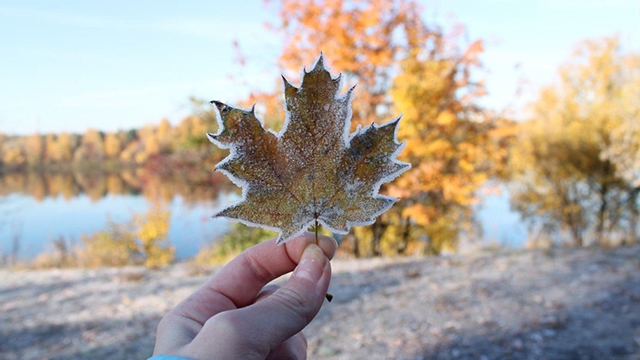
[208, 55, 410, 245]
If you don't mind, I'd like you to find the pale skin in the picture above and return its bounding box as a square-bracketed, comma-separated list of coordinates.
[153, 233, 337, 360]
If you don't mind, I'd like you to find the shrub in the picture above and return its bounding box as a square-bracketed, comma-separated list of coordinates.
[31, 207, 175, 269]
[194, 223, 275, 265]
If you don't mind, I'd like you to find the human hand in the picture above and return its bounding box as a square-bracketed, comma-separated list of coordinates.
[152, 233, 336, 360]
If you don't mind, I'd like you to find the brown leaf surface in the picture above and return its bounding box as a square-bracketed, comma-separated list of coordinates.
[208, 55, 410, 244]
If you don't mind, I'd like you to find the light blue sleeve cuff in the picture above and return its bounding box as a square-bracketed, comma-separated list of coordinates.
[148, 355, 194, 360]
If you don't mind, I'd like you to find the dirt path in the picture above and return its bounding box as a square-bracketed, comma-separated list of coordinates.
[1, 246, 639, 359]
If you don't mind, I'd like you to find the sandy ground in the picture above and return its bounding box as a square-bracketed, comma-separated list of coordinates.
[1, 246, 640, 360]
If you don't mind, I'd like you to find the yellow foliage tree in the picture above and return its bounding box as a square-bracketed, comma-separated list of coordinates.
[2, 146, 26, 168]
[25, 134, 44, 166]
[509, 37, 640, 247]
[75, 207, 174, 268]
[104, 133, 122, 158]
[390, 46, 514, 254]
[78, 223, 137, 268]
[135, 207, 175, 267]
[144, 135, 161, 156]
[157, 118, 173, 152]
[74, 128, 104, 162]
[119, 141, 141, 163]
[44, 134, 57, 162]
[177, 115, 209, 148]
[56, 133, 75, 162]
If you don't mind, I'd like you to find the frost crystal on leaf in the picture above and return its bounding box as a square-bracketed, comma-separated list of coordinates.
[207, 54, 411, 245]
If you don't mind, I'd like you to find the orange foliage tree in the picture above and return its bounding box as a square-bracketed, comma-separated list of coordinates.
[267, 0, 429, 128]
[257, 0, 514, 255]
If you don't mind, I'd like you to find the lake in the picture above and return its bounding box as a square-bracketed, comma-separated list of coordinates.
[0, 171, 528, 261]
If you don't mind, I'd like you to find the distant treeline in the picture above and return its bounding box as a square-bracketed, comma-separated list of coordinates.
[0, 168, 233, 204]
[0, 98, 223, 173]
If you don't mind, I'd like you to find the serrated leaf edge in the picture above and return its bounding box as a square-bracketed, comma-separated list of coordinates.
[208, 55, 411, 245]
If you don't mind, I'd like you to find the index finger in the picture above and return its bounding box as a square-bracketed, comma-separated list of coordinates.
[171, 232, 336, 326]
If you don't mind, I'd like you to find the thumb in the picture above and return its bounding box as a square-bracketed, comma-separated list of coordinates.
[190, 244, 332, 358]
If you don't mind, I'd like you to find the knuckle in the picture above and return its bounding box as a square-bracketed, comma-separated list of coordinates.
[205, 310, 239, 332]
[201, 312, 269, 358]
[261, 283, 281, 294]
[156, 310, 177, 333]
[271, 287, 313, 323]
[299, 333, 308, 349]
[257, 284, 281, 301]
[243, 251, 274, 284]
[210, 311, 270, 359]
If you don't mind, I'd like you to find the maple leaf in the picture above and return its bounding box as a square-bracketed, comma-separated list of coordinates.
[207, 55, 410, 245]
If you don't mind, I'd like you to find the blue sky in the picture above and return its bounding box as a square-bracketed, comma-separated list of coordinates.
[0, 0, 638, 135]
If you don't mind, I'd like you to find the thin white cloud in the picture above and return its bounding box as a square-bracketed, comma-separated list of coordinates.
[0, 5, 266, 41]
[0, 5, 131, 29]
[54, 69, 276, 108]
[155, 17, 263, 39]
[56, 81, 226, 107]
[47, 50, 136, 63]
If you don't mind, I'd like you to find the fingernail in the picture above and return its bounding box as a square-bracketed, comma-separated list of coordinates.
[292, 244, 327, 282]
[326, 235, 339, 249]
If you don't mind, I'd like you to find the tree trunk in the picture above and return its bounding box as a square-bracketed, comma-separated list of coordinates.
[596, 182, 609, 246]
[371, 219, 386, 257]
[626, 187, 640, 245]
[397, 216, 411, 255]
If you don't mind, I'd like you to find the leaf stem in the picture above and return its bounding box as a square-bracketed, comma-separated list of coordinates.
[315, 218, 319, 246]
[314, 218, 332, 302]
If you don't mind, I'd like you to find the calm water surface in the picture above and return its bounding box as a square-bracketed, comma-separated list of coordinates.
[0, 191, 238, 260]
[0, 173, 527, 260]
[476, 187, 529, 247]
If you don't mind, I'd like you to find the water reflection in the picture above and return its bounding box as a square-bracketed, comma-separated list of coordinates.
[0, 170, 237, 262]
[0, 171, 528, 263]
[0, 169, 233, 204]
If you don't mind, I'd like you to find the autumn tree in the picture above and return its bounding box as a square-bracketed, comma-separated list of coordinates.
[0, 97, 228, 171]
[0, 134, 5, 169]
[44, 134, 57, 162]
[509, 37, 640, 247]
[157, 118, 173, 153]
[74, 128, 104, 163]
[261, 0, 511, 255]
[599, 43, 640, 189]
[144, 135, 160, 156]
[25, 134, 44, 166]
[56, 133, 76, 162]
[74, 206, 175, 268]
[174, 97, 216, 149]
[239, 89, 286, 132]
[267, 0, 429, 129]
[119, 140, 141, 163]
[104, 133, 122, 159]
[390, 46, 514, 254]
[135, 206, 174, 267]
[2, 146, 26, 169]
